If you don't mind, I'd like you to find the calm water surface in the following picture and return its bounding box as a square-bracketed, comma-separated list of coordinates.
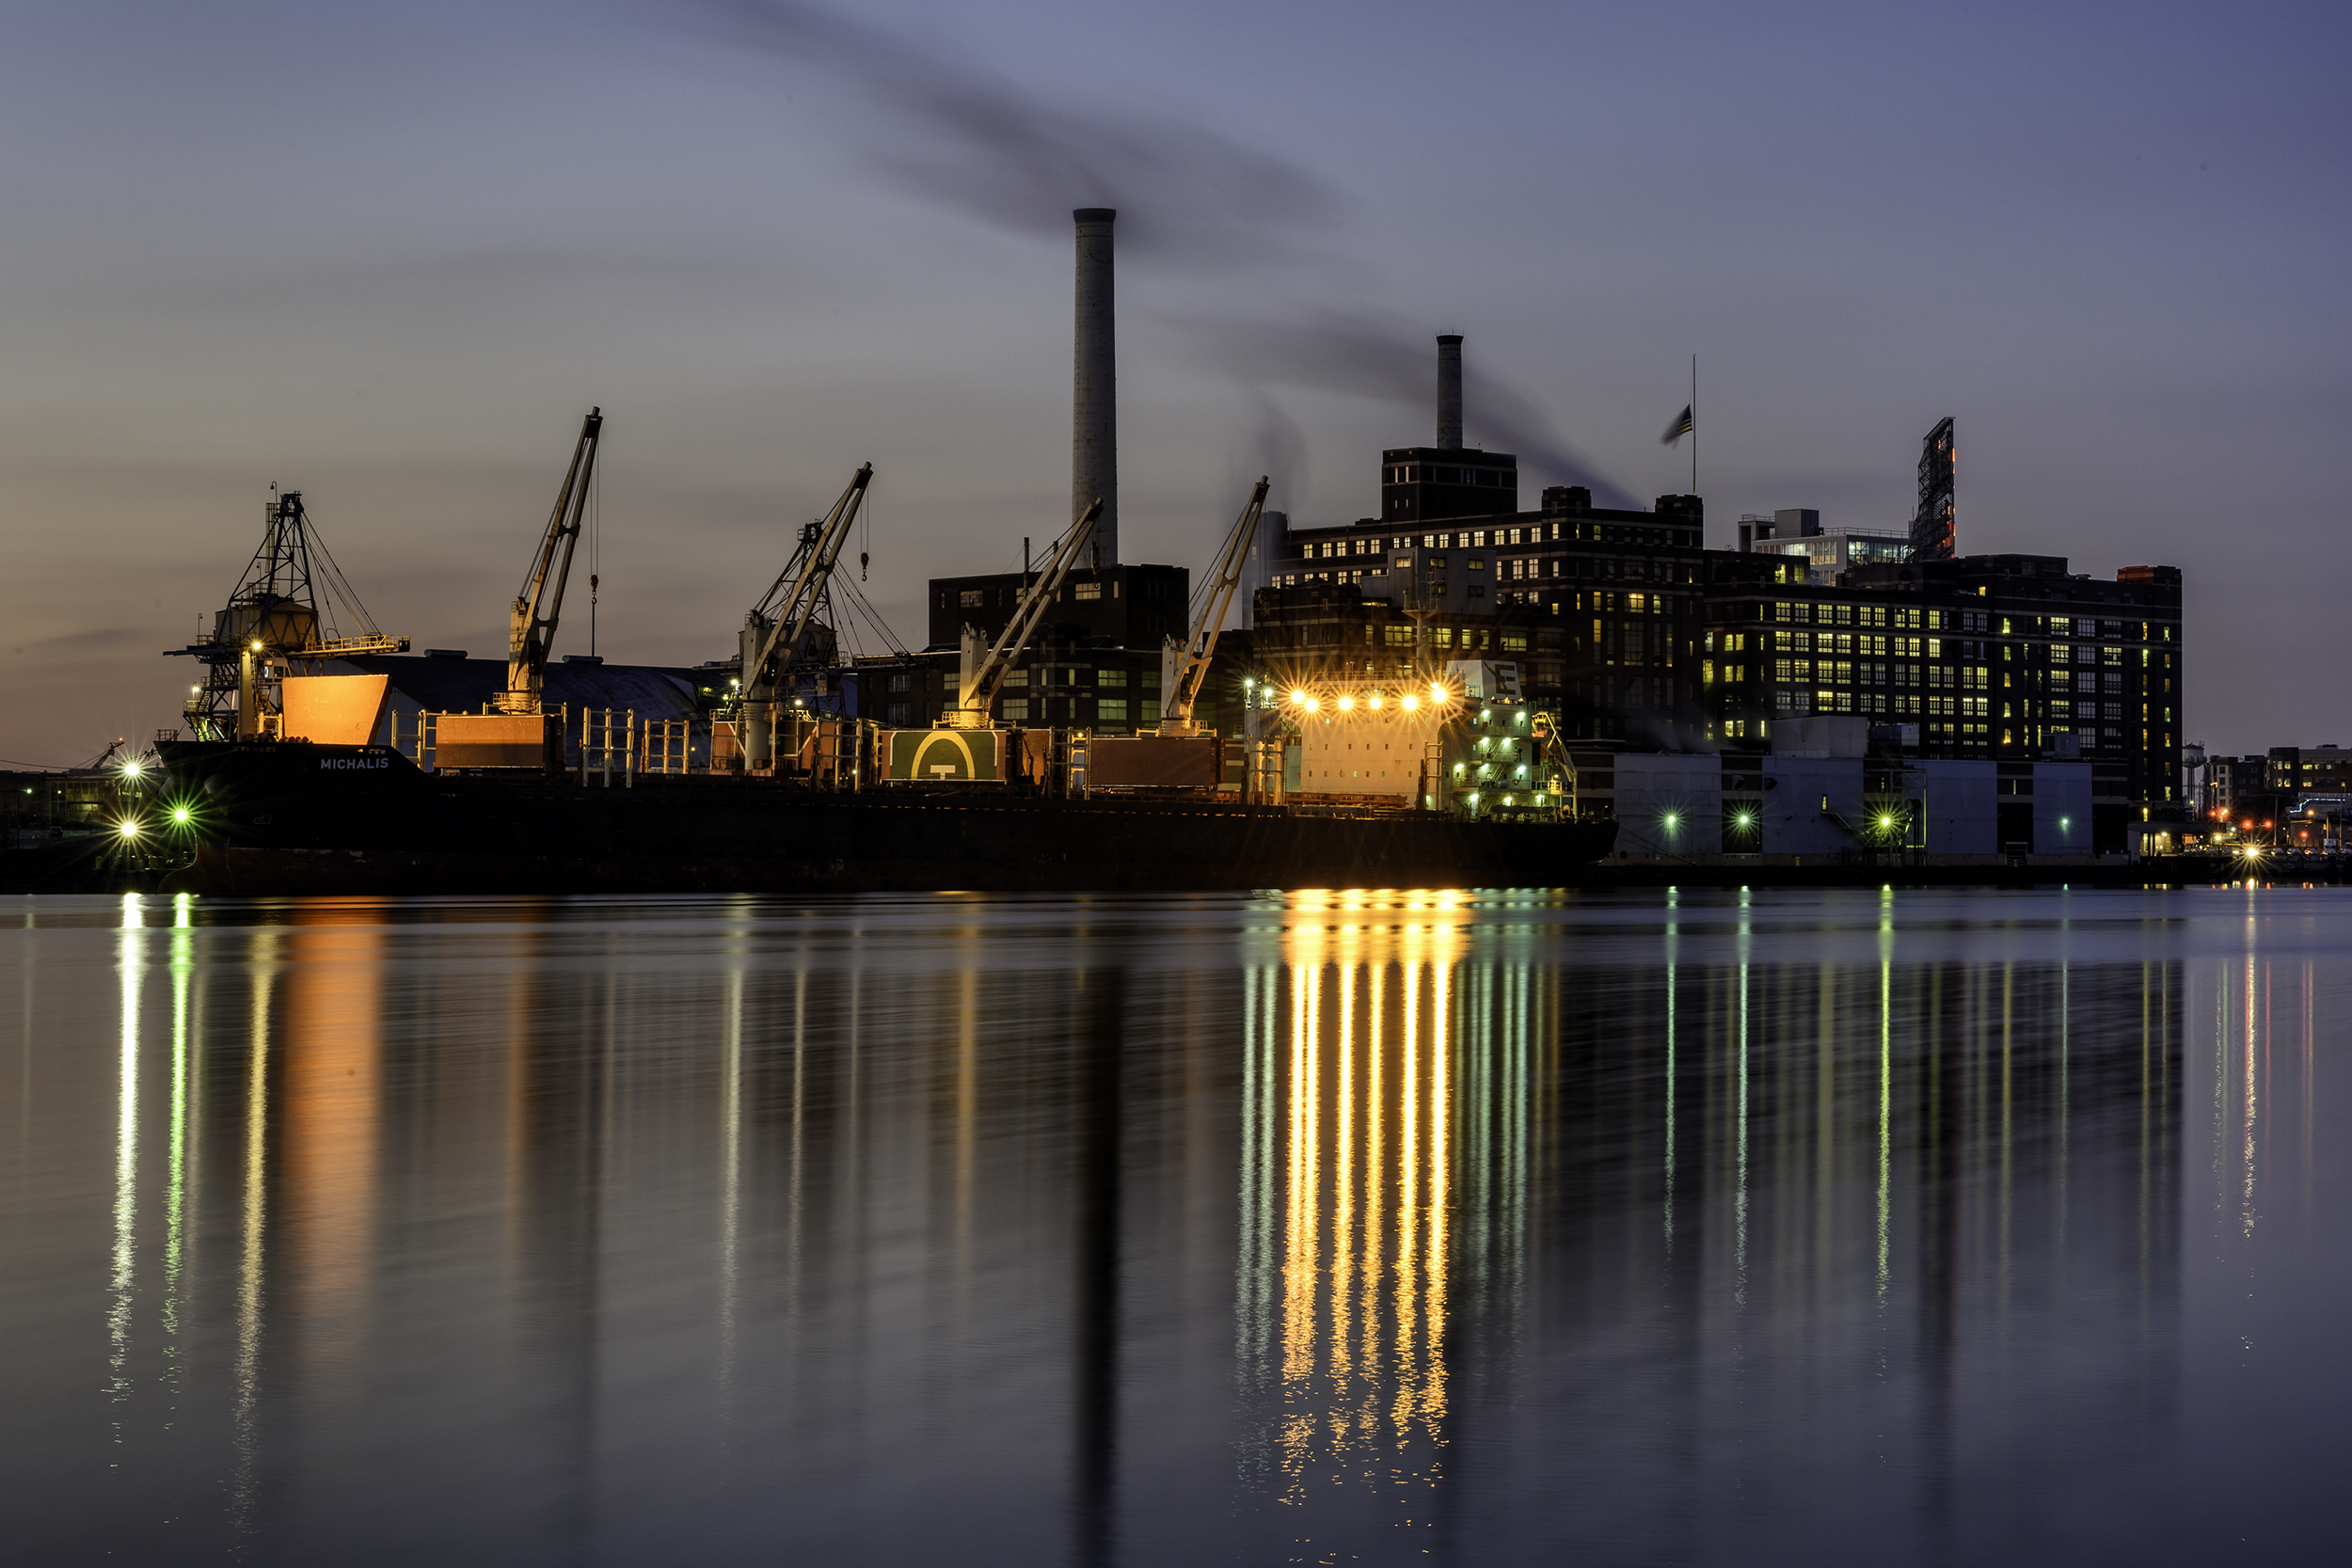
[4, 887, 2345, 1564]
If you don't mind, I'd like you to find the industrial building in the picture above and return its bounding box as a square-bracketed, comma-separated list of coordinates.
[1256, 354, 2185, 853]
[139, 200, 2189, 863]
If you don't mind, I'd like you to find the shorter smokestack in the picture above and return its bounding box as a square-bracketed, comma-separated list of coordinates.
[1436, 334, 1464, 450]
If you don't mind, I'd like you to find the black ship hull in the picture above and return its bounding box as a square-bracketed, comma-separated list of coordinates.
[154, 741, 1615, 895]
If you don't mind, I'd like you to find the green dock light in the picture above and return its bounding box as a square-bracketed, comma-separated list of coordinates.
[170, 805, 192, 826]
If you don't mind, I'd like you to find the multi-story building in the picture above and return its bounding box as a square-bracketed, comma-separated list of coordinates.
[1260, 461, 2181, 849]
[1702, 554, 2183, 847]
[1259, 483, 1709, 751]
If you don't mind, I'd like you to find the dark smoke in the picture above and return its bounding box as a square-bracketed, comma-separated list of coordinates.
[678, 0, 1343, 265]
[674, 1, 1635, 506]
[1248, 393, 1308, 510]
[1192, 309, 1639, 508]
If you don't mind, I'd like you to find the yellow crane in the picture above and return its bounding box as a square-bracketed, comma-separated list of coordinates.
[1156, 477, 1268, 736]
[942, 498, 1104, 729]
[496, 407, 602, 716]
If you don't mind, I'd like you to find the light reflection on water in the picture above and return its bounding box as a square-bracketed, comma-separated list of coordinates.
[2, 887, 2345, 1564]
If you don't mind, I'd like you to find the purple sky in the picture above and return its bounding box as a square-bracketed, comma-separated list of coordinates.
[2, 0, 2343, 763]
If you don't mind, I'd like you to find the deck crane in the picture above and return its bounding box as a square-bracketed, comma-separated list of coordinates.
[1156, 477, 1269, 737]
[943, 498, 1104, 729]
[734, 463, 873, 770]
[739, 464, 874, 699]
[496, 407, 602, 716]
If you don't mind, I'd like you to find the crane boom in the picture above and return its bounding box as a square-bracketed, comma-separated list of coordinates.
[943, 498, 1104, 729]
[498, 406, 602, 715]
[1156, 476, 1269, 736]
[742, 464, 872, 693]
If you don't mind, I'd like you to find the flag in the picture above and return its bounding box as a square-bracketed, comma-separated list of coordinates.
[1661, 404, 1694, 445]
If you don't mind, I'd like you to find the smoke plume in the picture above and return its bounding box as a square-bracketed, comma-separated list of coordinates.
[675, 1, 1634, 505]
[1193, 309, 1639, 508]
[680, 0, 1343, 265]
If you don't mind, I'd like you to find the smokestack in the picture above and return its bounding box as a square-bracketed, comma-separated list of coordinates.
[1073, 208, 1119, 564]
[1436, 334, 1464, 451]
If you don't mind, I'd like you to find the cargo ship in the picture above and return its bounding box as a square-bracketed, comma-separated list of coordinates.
[150, 738, 1615, 895]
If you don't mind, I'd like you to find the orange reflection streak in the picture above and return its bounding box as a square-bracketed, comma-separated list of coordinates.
[1278, 933, 1322, 1489]
[1422, 937, 1453, 1435]
[1355, 959, 1385, 1448]
[281, 911, 384, 1404]
[1330, 927, 1358, 1420]
[1248, 893, 1489, 1507]
[1391, 931, 1422, 1438]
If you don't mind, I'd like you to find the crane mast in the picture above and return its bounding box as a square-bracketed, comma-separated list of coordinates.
[739, 463, 873, 699]
[498, 406, 602, 716]
[944, 498, 1104, 729]
[1156, 477, 1269, 736]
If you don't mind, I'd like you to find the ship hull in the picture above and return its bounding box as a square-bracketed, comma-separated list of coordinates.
[157, 741, 1614, 895]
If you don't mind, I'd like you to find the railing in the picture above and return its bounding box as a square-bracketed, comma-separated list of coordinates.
[642, 718, 691, 775]
[295, 634, 410, 658]
[389, 709, 438, 769]
[581, 707, 635, 788]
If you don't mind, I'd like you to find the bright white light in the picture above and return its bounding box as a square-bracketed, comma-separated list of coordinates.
[1337, 696, 1355, 711]
[1290, 689, 1311, 705]
[1429, 683, 1446, 703]
[118, 820, 140, 840]
[1400, 695, 1420, 712]
[119, 760, 143, 779]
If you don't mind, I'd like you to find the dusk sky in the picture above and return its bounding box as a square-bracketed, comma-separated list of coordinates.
[3, 0, 2343, 763]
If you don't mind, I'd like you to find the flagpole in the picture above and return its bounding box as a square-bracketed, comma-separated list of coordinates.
[1690, 353, 1698, 496]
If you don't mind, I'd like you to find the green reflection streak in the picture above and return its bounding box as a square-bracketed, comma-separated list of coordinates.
[1735, 890, 1749, 1310]
[1877, 902, 1892, 1301]
[1663, 889, 1677, 1255]
[164, 896, 193, 1348]
[230, 934, 276, 1540]
[109, 895, 145, 1406]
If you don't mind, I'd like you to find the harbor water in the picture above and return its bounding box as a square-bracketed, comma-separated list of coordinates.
[4, 887, 2344, 1564]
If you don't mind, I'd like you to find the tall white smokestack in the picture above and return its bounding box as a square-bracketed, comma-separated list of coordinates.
[1073, 207, 1118, 564]
[1436, 334, 1464, 450]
